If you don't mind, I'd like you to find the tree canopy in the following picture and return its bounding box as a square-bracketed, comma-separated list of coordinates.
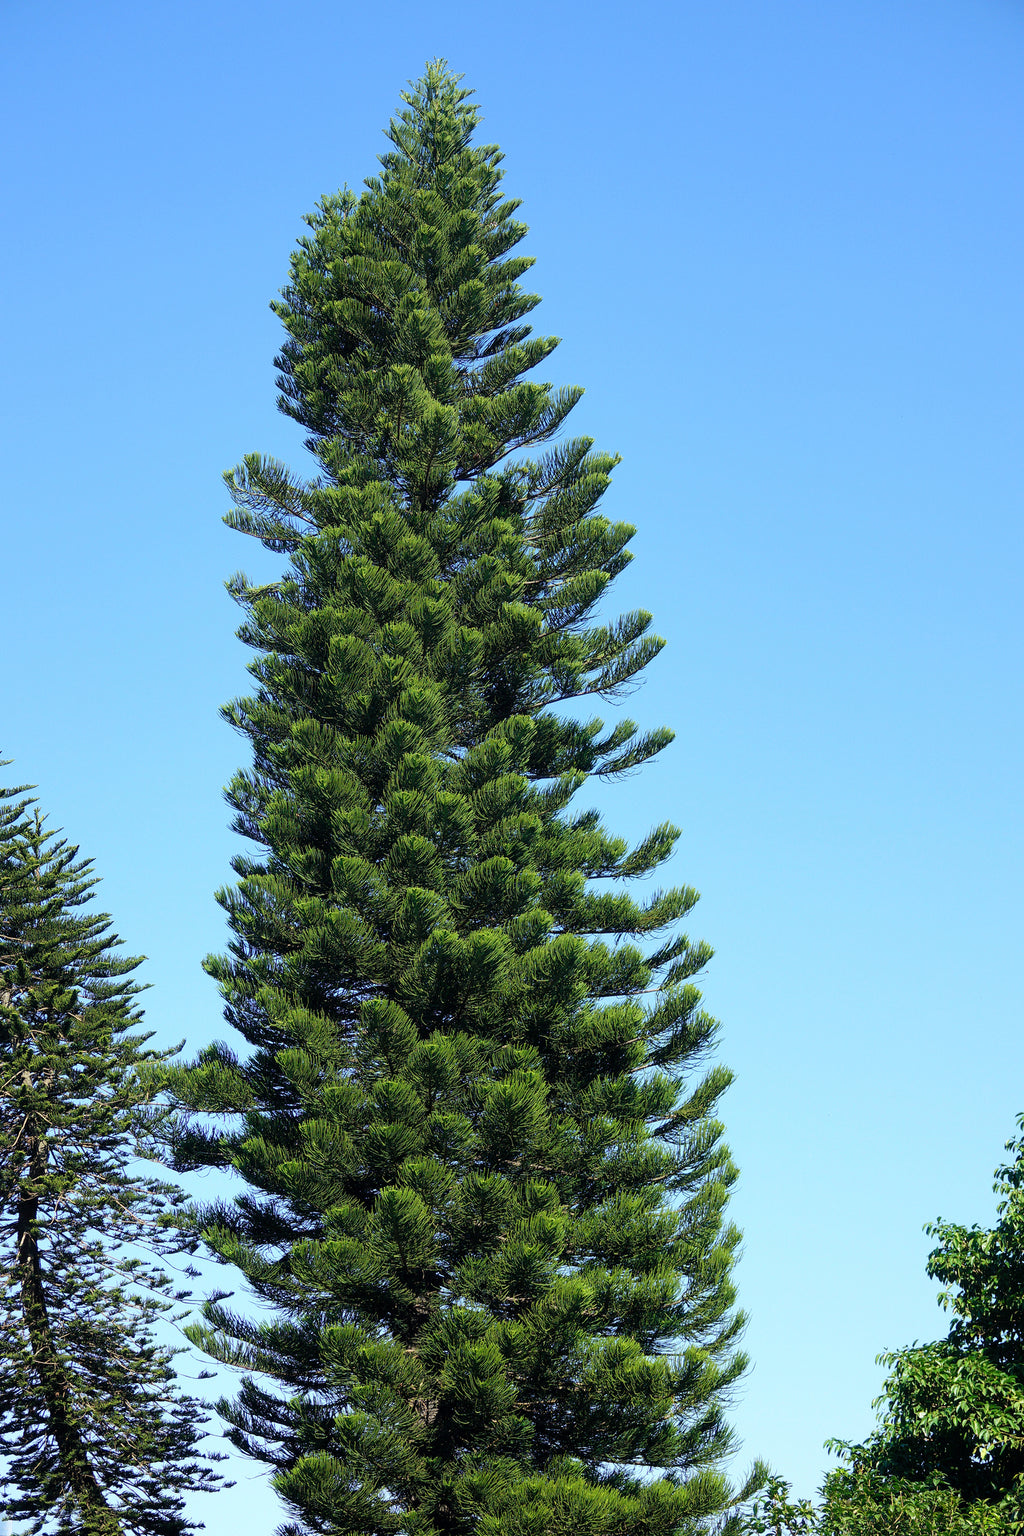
[739, 1119, 1024, 1535]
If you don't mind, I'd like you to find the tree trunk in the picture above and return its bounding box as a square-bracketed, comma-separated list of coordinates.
[16, 1123, 121, 1535]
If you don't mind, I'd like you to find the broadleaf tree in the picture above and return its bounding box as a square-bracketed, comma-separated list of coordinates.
[170, 62, 755, 1536]
[0, 768, 228, 1534]
[824, 1116, 1024, 1528]
[738, 1121, 1024, 1535]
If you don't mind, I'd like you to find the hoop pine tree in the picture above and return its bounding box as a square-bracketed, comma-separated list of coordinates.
[0, 769, 227, 1534]
[171, 62, 756, 1536]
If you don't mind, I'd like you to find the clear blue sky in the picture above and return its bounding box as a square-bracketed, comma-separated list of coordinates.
[3, 0, 1023, 1524]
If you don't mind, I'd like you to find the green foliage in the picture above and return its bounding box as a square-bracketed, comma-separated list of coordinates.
[737, 1477, 819, 1535]
[737, 1472, 1013, 1535]
[824, 1117, 1024, 1527]
[0, 769, 228, 1534]
[843, 1342, 1024, 1507]
[740, 1120, 1024, 1536]
[169, 61, 749, 1535]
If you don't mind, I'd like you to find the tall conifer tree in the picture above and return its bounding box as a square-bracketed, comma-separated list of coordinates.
[172, 63, 752, 1535]
[0, 769, 227, 1534]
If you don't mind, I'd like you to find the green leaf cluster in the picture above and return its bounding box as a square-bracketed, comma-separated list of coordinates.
[824, 1116, 1024, 1524]
[168, 61, 747, 1536]
[740, 1118, 1024, 1536]
[737, 1472, 1013, 1536]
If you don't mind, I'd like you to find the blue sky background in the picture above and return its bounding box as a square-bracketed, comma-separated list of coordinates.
[2, 0, 1023, 1525]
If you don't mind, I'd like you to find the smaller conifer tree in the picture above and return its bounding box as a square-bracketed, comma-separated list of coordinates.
[0, 766, 228, 1535]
